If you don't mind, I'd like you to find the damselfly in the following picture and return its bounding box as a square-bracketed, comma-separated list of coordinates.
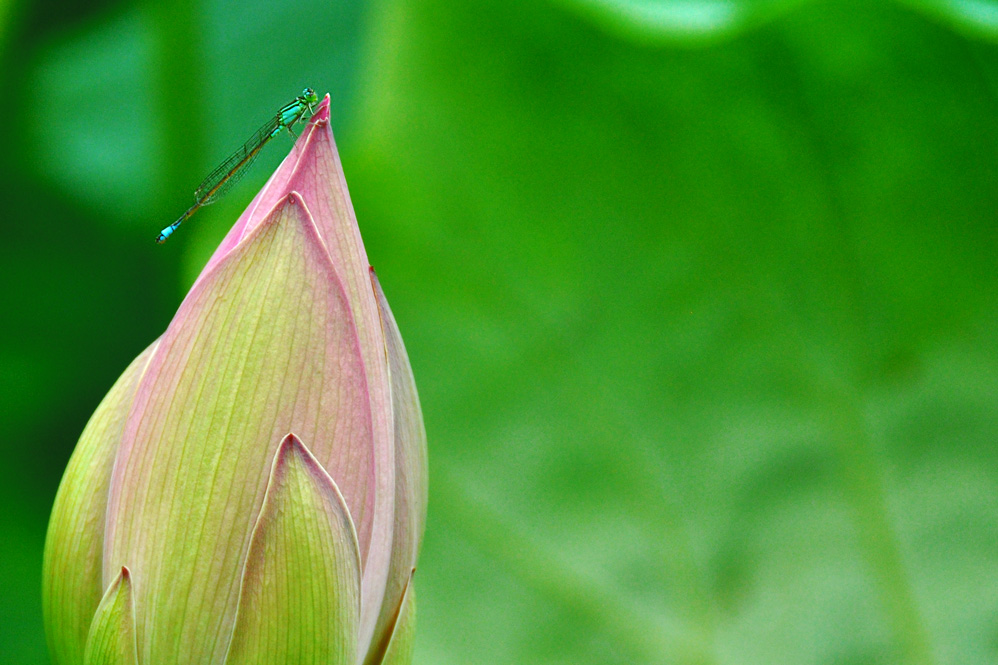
[156, 87, 319, 243]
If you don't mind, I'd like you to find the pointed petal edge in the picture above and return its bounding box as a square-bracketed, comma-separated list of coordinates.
[82, 567, 138, 665]
[224, 433, 362, 665]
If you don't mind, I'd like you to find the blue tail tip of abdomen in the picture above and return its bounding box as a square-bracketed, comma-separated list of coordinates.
[156, 226, 174, 244]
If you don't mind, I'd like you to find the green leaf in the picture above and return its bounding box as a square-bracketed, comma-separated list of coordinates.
[548, 0, 998, 44]
[551, 0, 811, 43]
[349, 0, 998, 663]
[895, 0, 998, 41]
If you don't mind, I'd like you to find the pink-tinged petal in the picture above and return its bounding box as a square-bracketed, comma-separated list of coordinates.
[377, 572, 416, 665]
[43, 341, 158, 665]
[104, 194, 378, 665]
[277, 98, 396, 654]
[364, 271, 428, 665]
[205, 105, 396, 642]
[215, 94, 397, 653]
[82, 567, 138, 665]
[224, 434, 361, 665]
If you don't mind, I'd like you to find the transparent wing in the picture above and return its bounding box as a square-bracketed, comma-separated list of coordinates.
[194, 115, 281, 206]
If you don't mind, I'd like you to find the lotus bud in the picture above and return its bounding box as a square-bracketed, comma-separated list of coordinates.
[43, 96, 427, 665]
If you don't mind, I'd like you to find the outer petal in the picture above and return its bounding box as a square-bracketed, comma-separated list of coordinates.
[365, 271, 428, 665]
[82, 567, 138, 665]
[224, 434, 361, 665]
[105, 194, 377, 665]
[279, 99, 396, 653]
[205, 98, 396, 655]
[43, 341, 158, 665]
[379, 573, 416, 665]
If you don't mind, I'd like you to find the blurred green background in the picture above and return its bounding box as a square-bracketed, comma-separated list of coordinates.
[2, 0, 997, 663]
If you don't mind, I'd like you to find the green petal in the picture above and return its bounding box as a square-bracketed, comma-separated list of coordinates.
[104, 195, 378, 664]
[379, 572, 416, 665]
[82, 567, 138, 665]
[43, 342, 157, 665]
[224, 434, 361, 665]
[365, 272, 427, 665]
